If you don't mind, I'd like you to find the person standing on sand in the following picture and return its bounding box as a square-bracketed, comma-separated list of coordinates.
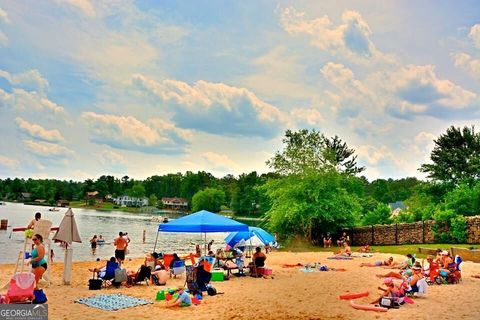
[114, 232, 128, 265]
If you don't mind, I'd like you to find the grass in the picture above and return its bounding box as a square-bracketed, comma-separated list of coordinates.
[280, 238, 478, 258]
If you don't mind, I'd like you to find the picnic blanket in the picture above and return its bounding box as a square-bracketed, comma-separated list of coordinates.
[75, 294, 152, 311]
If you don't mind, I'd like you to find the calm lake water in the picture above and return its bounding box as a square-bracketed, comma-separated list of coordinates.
[0, 202, 252, 264]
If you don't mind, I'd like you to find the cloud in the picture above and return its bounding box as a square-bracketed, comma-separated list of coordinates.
[0, 88, 66, 115]
[0, 69, 49, 92]
[0, 31, 6, 45]
[201, 152, 240, 172]
[23, 140, 74, 158]
[469, 23, 480, 49]
[385, 65, 478, 117]
[452, 53, 480, 80]
[98, 150, 127, 172]
[58, 0, 95, 17]
[0, 155, 19, 169]
[15, 117, 65, 142]
[290, 108, 324, 126]
[132, 74, 288, 138]
[0, 7, 9, 45]
[81, 112, 190, 154]
[356, 145, 395, 166]
[0, 7, 10, 23]
[280, 7, 385, 61]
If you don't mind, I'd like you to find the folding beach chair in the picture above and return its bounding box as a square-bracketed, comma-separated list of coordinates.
[101, 261, 119, 288]
[170, 260, 186, 278]
[129, 265, 151, 286]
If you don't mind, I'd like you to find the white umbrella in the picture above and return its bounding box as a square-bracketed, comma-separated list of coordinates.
[52, 208, 82, 285]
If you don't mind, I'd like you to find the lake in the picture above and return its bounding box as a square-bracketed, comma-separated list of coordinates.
[0, 202, 253, 264]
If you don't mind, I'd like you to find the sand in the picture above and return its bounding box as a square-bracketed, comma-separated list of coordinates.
[1, 251, 479, 320]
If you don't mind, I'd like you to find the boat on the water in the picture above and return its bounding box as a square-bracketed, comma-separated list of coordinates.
[450, 247, 480, 263]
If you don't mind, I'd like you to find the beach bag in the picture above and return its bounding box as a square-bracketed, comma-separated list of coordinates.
[89, 272, 102, 290]
[379, 297, 399, 309]
[114, 268, 128, 283]
[32, 289, 47, 304]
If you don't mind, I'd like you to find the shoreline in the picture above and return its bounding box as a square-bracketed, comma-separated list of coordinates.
[1, 251, 479, 319]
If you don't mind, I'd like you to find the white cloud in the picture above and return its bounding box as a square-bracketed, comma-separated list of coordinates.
[23, 140, 74, 158]
[0, 69, 49, 92]
[98, 150, 127, 173]
[0, 88, 66, 115]
[0, 7, 9, 23]
[201, 152, 240, 172]
[452, 53, 480, 80]
[132, 74, 289, 138]
[280, 7, 388, 62]
[0, 155, 19, 169]
[386, 65, 477, 114]
[15, 117, 65, 142]
[356, 145, 396, 166]
[0, 30, 7, 45]
[469, 23, 480, 49]
[58, 0, 95, 17]
[290, 108, 324, 126]
[81, 112, 190, 154]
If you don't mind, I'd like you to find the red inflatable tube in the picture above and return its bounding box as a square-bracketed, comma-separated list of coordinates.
[338, 291, 369, 300]
[350, 300, 388, 312]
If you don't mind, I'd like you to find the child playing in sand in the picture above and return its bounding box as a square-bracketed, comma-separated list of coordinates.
[166, 286, 191, 307]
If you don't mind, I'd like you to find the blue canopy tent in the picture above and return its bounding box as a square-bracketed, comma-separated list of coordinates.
[154, 210, 249, 254]
[225, 227, 275, 248]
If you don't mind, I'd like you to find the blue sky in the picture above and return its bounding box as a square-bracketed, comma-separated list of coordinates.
[0, 0, 479, 181]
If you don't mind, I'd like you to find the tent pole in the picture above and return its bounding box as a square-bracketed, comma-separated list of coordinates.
[204, 233, 207, 256]
[153, 230, 159, 253]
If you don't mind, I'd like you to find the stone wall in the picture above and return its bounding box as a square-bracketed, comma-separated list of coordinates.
[466, 216, 480, 244]
[341, 217, 479, 246]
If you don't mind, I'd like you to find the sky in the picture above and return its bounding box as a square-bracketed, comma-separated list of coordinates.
[0, 0, 479, 181]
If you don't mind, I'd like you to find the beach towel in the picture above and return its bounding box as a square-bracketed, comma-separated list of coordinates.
[282, 263, 303, 268]
[351, 253, 374, 258]
[327, 256, 353, 260]
[75, 294, 152, 311]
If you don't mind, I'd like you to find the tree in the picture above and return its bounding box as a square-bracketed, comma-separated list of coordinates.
[191, 188, 226, 212]
[362, 203, 392, 226]
[420, 125, 480, 186]
[266, 129, 363, 175]
[323, 135, 365, 175]
[148, 194, 158, 207]
[262, 170, 362, 239]
[127, 182, 145, 198]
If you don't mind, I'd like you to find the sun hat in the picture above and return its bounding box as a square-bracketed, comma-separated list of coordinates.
[384, 277, 393, 285]
[155, 265, 161, 271]
[412, 265, 422, 271]
[441, 250, 449, 256]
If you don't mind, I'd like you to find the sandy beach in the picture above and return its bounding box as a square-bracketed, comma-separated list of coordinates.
[1, 251, 479, 320]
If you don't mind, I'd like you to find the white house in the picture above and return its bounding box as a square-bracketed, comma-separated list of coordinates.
[161, 197, 188, 210]
[114, 195, 148, 207]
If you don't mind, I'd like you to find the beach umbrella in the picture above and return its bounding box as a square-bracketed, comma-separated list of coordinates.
[52, 208, 82, 285]
[155, 210, 248, 255]
[225, 226, 275, 248]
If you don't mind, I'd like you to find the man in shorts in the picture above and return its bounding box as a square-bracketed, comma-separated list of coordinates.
[114, 232, 128, 265]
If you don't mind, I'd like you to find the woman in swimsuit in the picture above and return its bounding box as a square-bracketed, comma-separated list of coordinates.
[360, 257, 394, 267]
[28, 233, 47, 289]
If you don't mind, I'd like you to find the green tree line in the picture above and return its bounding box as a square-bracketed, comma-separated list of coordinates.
[1, 125, 478, 243]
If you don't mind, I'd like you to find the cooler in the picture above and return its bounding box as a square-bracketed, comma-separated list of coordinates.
[211, 269, 224, 282]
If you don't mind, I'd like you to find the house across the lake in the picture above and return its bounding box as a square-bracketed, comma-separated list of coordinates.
[57, 199, 70, 207]
[161, 197, 188, 210]
[114, 195, 148, 207]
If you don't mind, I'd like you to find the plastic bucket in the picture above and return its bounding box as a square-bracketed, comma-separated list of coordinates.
[0, 219, 7, 230]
